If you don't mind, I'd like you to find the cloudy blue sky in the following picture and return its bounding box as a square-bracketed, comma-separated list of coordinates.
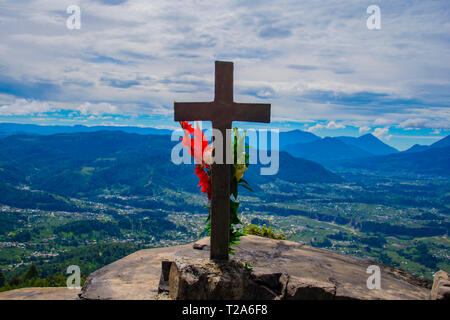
[0, 0, 449, 150]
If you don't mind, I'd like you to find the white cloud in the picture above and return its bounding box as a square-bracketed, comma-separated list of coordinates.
[373, 127, 390, 140]
[398, 118, 450, 130]
[0, 99, 125, 117]
[0, 99, 55, 115]
[359, 126, 371, 134]
[77, 102, 119, 116]
[307, 123, 325, 132]
[374, 118, 395, 126]
[307, 120, 345, 132]
[0, 0, 448, 126]
[326, 121, 345, 129]
[399, 118, 428, 129]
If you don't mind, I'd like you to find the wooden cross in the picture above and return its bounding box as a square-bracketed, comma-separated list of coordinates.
[174, 61, 271, 260]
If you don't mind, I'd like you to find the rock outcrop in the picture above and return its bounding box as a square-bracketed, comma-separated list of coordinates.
[81, 235, 431, 300]
[429, 270, 450, 300]
[168, 259, 252, 300]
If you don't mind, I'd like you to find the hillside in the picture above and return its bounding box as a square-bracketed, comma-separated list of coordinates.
[246, 151, 342, 185]
[0, 131, 194, 197]
[431, 135, 450, 149]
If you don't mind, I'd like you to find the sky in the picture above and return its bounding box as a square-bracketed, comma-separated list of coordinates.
[0, 0, 449, 150]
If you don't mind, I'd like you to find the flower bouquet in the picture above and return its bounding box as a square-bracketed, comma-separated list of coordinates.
[179, 121, 253, 254]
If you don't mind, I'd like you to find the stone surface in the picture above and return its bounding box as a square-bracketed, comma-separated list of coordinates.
[166, 258, 290, 300]
[80, 244, 186, 300]
[80, 235, 431, 300]
[0, 287, 80, 300]
[429, 270, 450, 300]
[284, 276, 336, 300]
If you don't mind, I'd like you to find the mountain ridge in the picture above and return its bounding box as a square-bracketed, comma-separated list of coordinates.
[0, 130, 342, 200]
[336, 133, 398, 155]
[2, 123, 447, 178]
[404, 135, 450, 153]
[282, 136, 373, 164]
[335, 144, 450, 176]
[0, 122, 172, 138]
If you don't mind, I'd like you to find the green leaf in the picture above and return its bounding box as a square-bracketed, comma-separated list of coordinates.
[239, 184, 254, 192]
[230, 215, 241, 225]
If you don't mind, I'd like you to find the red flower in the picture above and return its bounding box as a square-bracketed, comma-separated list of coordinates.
[180, 121, 212, 200]
[195, 165, 211, 199]
[180, 121, 212, 168]
[180, 121, 194, 134]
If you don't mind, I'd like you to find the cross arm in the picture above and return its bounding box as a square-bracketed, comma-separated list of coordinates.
[174, 101, 271, 124]
[231, 103, 271, 123]
[174, 102, 215, 121]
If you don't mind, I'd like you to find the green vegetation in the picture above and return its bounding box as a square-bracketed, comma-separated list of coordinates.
[0, 243, 145, 292]
[241, 217, 288, 240]
[0, 264, 66, 292]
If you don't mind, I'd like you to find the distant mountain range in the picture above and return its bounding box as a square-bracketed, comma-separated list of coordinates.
[334, 135, 450, 176]
[0, 131, 341, 200]
[404, 135, 450, 153]
[276, 130, 449, 177]
[281, 133, 398, 165]
[278, 130, 320, 148]
[0, 123, 398, 159]
[404, 144, 431, 153]
[0, 123, 172, 138]
[0, 123, 448, 179]
[283, 136, 372, 163]
[278, 130, 449, 177]
[336, 144, 450, 177]
[335, 134, 398, 155]
[0, 123, 397, 162]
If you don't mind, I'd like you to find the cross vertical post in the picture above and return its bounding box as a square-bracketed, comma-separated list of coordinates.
[210, 123, 231, 260]
[174, 61, 271, 261]
[211, 62, 232, 260]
